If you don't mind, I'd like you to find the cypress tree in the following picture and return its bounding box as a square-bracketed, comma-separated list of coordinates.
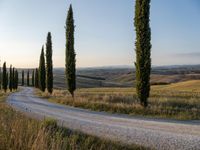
[9, 65, 13, 92]
[39, 46, 46, 92]
[35, 68, 39, 88]
[2, 62, 7, 92]
[134, 0, 151, 107]
[6, 73, 8, 90]
[14, 70, 18, 90]
[32, 70, 35, 87]
[65, 4, 76, 97]
[46, 32, 53, 94]
[22, 70, 24, 86]
[12, 68, 15, 89]
[16, 70, 18, 89]
[27, 70, 30, 86]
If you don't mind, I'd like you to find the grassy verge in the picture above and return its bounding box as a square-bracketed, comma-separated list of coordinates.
[0, 91, 146, 150]
[36, 80, 200, 120]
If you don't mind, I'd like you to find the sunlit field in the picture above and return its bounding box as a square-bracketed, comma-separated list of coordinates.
[37, 80, 200, 120]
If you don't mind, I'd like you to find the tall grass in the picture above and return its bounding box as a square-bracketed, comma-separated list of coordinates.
[0, 92, 145, 150]
[36, 81, 200, 120]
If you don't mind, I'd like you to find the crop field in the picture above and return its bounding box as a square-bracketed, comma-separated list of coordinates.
[37, 80, 200, 120]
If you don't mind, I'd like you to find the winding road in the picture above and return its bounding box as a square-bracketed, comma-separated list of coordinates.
[7, 87, 200, 150]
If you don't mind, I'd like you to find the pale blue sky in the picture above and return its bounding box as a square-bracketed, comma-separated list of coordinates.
[0, 0, 200, 68]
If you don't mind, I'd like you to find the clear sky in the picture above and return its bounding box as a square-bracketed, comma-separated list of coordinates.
[0, 0, 200, 68]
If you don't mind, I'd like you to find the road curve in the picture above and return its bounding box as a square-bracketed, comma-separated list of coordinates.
[7, 87, 200, 150]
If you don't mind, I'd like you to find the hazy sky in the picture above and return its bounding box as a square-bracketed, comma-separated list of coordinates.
[0, 0, 200, 68]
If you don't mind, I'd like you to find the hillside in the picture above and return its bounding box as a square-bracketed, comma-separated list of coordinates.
[16, 65, 200, 89]
[154, 80, 200, 92]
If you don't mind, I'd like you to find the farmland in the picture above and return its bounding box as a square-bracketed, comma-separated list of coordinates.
[37, 79, 200, 120]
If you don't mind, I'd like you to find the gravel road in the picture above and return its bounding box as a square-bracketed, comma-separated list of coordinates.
[7, 87, 200, 150]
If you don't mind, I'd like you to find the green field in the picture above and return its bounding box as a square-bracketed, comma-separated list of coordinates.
[37, 80, 200, 120]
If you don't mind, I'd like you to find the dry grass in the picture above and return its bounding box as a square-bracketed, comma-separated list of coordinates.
[0, 91, 146, 150]
[37, 80, 200, 120]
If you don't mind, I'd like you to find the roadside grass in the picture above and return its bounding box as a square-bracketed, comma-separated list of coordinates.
[0, 91, 146, 150]
[37, 80, 200, 120]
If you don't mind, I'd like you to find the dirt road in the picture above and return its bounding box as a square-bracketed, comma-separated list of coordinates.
[7, 87, 200, 150]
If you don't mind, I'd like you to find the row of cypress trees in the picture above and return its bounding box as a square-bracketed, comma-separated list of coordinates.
[6, 1, 151, 108]
[33, 5, 76, 98]
[32, 5, 75, 98]
[64, 2, 152, 107]
[0, 6, 71, 96]
[21, 69, 37, 87]
[0, 1, 152, 108]
[0, 62, 19, 92]
[34, 4, 76, 98]
[37, 32, 53, 94]
[0, 67, 38, 90]
[16, 34, 52, 93]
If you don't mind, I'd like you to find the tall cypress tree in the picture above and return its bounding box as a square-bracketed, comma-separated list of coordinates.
[2, 62, 7, 92]
[65, 4, 76, 97]
[39, 46, 46, 92]
[27, 70, 30, 86]
[134, 0, 151, 107]
[22, 70, 24, 86]
[32, 70, 35, 87]
[46, 32, 53, 94]
[9, 65, 13, 92]
[35, 68, 39, 88]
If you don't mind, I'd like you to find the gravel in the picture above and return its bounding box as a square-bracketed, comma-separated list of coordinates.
[7, 87, 200, 150]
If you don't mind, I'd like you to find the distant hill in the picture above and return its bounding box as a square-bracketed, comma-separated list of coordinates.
[16, 65, 200, 89]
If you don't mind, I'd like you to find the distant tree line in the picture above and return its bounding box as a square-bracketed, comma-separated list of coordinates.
[0, 5, 76, 98]
[0, 62, 19, 92]
[0, 63, 40, 93]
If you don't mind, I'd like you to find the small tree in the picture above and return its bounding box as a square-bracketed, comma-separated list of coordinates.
[9, 65, 13, 92]
[12, 68, 15, 89]
[2, 62, 7, 92]
[35, 68, 39, 88]
[134, 0, 152, 107]
[39, 46, 46, 92]
[46, 32, 53, 94]
[14, 70, 18, 90]
[6, 73, 8, 89]
[16, 70, 18, 89]
[65, 4, 76, 97]
[32, 70, 35, 87]
[27, 70, 30, 86]
[22, 70, 24, 86]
